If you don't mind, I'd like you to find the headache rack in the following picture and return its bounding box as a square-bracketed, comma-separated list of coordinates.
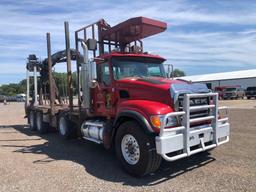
[74, 17, 167, 57]
[155, 92, 230, 161]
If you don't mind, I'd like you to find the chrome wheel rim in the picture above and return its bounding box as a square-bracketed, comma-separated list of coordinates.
[121, 134, 140, 165]
[59, 117, 67, 136]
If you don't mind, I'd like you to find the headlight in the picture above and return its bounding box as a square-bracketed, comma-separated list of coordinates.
[166, 116, 178, 127]
[150, 115, 178, 128]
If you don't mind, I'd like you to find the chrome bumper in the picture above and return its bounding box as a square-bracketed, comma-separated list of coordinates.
[155, 93, 230, 161]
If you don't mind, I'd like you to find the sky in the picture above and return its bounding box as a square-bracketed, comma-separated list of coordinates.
[0, 0, 256, 84]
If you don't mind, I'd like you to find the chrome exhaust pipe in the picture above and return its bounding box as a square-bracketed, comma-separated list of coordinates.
[81, 41, 91, 115]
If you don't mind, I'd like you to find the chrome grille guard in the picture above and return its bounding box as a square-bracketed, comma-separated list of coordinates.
[155, 92, 230, 162]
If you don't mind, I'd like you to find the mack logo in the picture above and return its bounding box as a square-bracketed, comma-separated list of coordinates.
[190, 98, 208, 105]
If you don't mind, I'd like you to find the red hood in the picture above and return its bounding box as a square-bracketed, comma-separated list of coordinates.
[115, 77, 186, 106]
[116, 77, 185, 90]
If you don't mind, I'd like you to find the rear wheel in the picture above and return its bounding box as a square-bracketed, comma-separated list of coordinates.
[247, 96, 251, 99]
[115, 121, 161, 177]
[29, 111, 36, 131]
[36, 112, 48, 134]
[58, 113, 76, 139]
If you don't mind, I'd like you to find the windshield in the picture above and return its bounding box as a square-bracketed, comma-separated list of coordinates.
[225, 88, 237, 91]
[112, 57, 166, 80]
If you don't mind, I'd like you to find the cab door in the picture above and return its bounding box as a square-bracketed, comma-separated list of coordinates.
[93, 62, 116, 116]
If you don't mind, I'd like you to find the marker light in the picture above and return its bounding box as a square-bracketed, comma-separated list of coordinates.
[150, 116, 161, 128]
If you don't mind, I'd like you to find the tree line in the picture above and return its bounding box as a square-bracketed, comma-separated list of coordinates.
[0, 69, 185, 96]
[0, 80, 27, 96]
[0, 72, 77, 96]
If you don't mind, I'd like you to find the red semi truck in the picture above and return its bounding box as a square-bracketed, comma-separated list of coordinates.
[25, 17, 230, 176]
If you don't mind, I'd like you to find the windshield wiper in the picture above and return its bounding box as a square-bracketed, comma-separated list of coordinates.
[150, 75, 164, 77]
[126, 75, 147, 78]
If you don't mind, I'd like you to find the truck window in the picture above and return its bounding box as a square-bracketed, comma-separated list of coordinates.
[225, 88, 236, 91]
[98, 63, 111, 86]
[148, 66, 162, 76]
[112, 57, 165, 80]
[247, 87, 256, 91]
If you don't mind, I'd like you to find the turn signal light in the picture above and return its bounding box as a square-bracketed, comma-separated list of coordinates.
[150, 116, 161, 128]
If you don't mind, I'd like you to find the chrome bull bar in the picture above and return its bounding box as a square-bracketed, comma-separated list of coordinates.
[155, 93, 230, 161]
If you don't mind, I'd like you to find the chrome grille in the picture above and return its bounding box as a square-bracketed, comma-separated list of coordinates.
[177, 95, 209, 119]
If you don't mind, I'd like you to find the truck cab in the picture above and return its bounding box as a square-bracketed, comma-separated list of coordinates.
[92, 53, 168, 118]
[245, 86, 256, 99]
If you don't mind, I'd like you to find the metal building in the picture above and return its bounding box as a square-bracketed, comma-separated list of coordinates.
[178, 69, 256, 90]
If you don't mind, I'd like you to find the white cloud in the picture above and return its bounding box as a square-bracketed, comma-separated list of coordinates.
[0, 0, 256, 83]
[144, 29, 256, 67]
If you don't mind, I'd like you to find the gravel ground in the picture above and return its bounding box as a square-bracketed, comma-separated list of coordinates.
[219, 99, 256, 109]
[0, 101, 255, 192]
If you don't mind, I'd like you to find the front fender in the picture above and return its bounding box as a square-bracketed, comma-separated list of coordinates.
[116, 100, 174, 132]
[117, 100, 173, 116]
[114, 110, 154, 133]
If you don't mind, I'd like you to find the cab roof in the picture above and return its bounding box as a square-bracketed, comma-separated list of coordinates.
[98, 52, 166, 62]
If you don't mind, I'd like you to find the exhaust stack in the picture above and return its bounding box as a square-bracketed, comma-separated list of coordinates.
[81, 41, 91, 113]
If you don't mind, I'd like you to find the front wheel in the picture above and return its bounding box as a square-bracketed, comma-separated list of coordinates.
[115, 121, 161, 177]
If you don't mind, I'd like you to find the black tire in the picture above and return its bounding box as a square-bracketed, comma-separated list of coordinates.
[29, 111, 37, 131]
[247, 96, 251, 99]
[36, 111, 48, 134]
[58, 113, 77, 140]
[115, 121, 162, 177]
